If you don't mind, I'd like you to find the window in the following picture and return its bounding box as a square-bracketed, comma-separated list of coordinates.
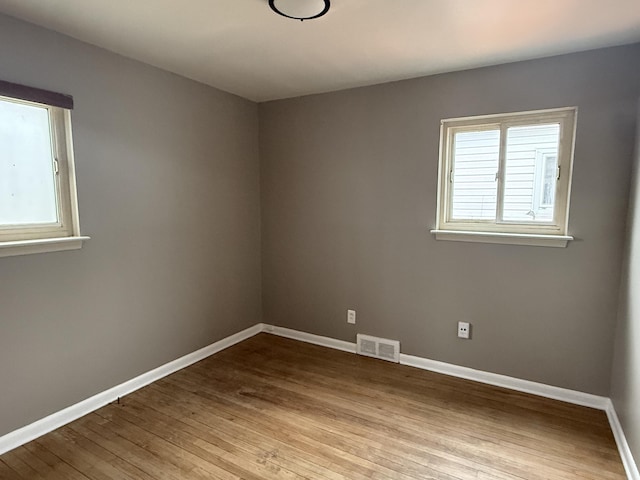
[432, 107, 577, 247]
[0, 80, 88, 257]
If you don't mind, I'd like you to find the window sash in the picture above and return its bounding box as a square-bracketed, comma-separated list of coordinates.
[0, 97, 77, 242]
[437, 107, 576, 235]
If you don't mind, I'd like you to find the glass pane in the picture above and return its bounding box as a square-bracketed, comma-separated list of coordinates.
[0, 99, 58, 226]
[451, 129, 500, 220]
[502, 124, 559, 223]
[540, 154, 557, 207]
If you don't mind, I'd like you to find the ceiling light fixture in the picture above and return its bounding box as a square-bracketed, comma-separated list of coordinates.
[269, 0, 330, 21]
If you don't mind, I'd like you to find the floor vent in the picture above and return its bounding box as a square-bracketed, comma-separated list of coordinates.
[356, 334, 400, 363]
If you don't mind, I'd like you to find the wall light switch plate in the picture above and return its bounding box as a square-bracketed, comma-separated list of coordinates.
[347, 309, 356, 324]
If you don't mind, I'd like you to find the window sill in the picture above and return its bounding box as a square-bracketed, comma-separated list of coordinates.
[0, 236, 90, 258]
[430, 230, 573, 247]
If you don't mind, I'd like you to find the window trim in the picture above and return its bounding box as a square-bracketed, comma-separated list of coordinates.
[434, 107, 577, 246]
[0, 82, 88, 257]
[0, 236, 90, 258]
[430, 229, 573, 248]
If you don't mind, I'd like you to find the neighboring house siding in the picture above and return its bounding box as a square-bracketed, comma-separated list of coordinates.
[504, 124, 558, 222]
[452, 124, 558, 221]
[452, 129, 500, 219]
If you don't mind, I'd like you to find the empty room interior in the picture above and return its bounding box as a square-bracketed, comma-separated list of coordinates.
[1, 1, 640, 478]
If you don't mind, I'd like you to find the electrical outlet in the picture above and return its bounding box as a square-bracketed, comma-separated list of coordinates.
[457, 321, 471, 339]
[347, 309, 356, 324]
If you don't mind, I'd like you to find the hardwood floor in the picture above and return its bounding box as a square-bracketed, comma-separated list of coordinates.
[1, 333, 626, 479]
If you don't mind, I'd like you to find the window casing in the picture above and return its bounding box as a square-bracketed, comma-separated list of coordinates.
[434, 107, 577, 245]
[0, 81, 87, 257]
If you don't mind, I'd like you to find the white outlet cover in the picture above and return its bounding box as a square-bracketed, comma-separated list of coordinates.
[458, 321, 471, 339]
[347, 309, 356, 324]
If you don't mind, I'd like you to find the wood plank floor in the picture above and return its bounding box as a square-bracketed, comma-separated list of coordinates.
[1, 333, 626, 479]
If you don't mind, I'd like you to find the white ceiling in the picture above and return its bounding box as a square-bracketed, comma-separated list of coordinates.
[0, 0, 639, 102]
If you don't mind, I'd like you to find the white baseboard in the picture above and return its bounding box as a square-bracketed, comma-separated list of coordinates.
[264, 325, 607, 408]
[264, 325, 638, 480]
[606, 399, 640, 480]
[2, 322, 637, 480]
[0, 323, 264, 456]
[399, 353, 609, 410]
[265, 324, 356, 353]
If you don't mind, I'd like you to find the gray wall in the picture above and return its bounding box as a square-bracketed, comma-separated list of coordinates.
[260, 44, 640, 395]
[1, 7, 639, 440]
[611, 101, 640, 470]
[0, 14, 262, 436]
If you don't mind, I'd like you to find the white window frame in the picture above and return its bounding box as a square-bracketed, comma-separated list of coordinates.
[0, 88, 88, 258]
[432, 107, 577, 247]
